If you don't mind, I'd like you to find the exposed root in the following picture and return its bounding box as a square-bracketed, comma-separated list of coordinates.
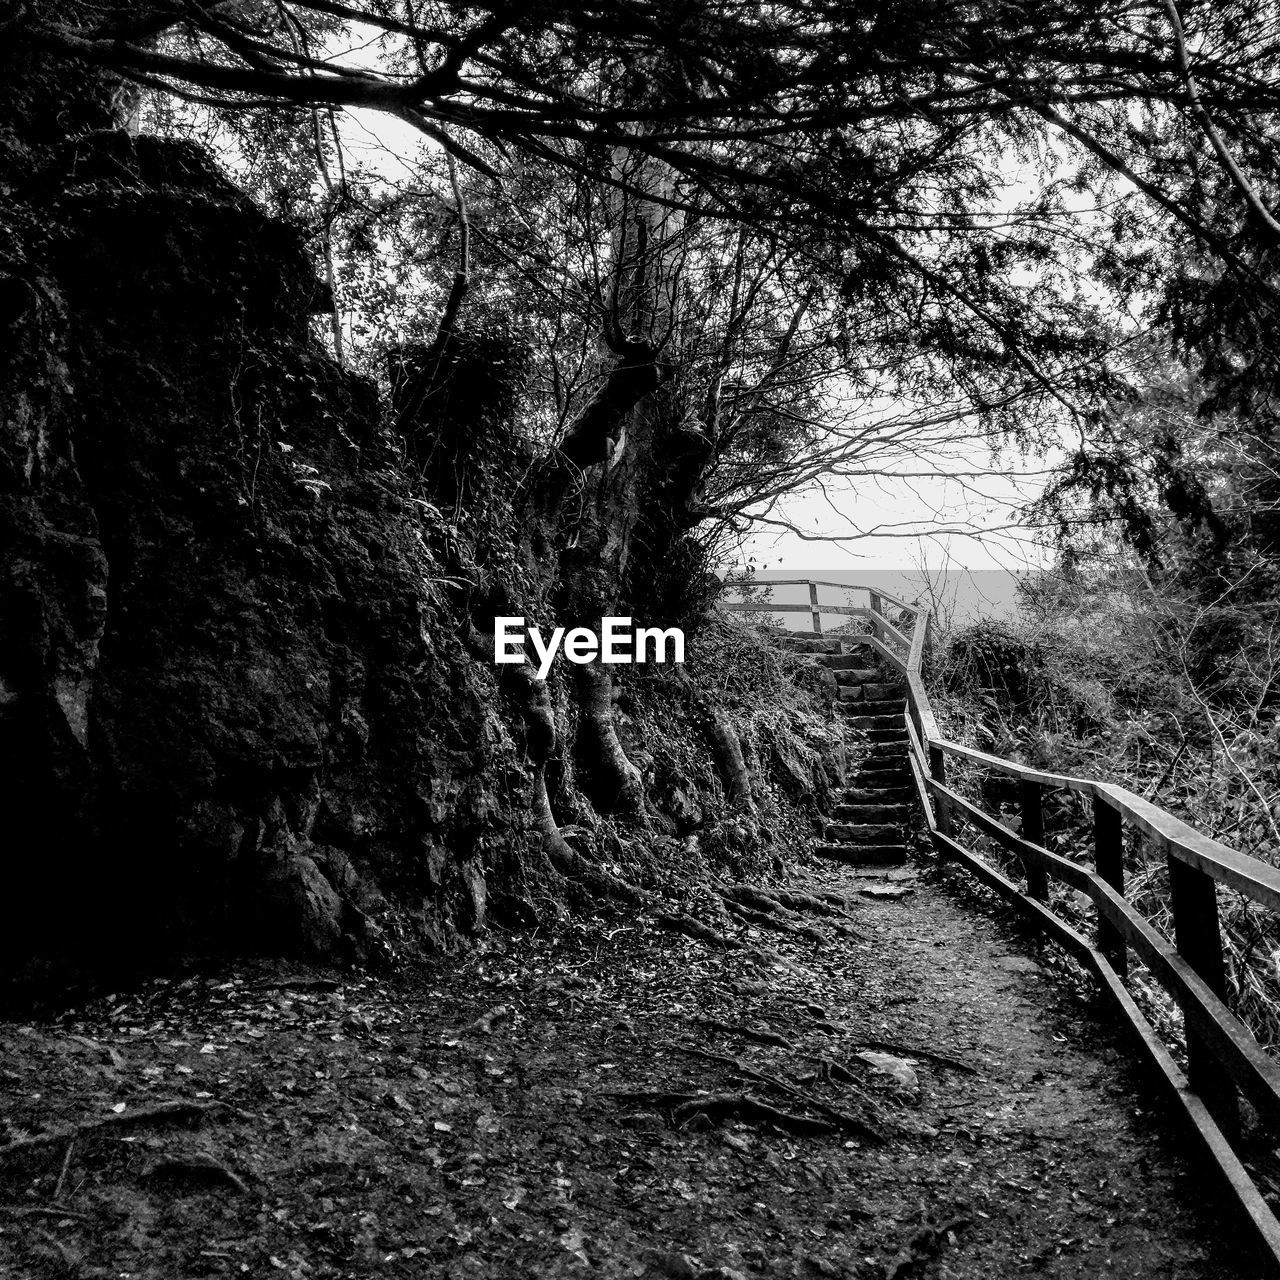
[0, 1205, 94, 1224]
[698, 1017, 794, 1049]
[718, 884, 861, 938]
[850, 1038, 979, 1076]
[653, 912, 740, 948]
[604, 1089, 699, 1108]
[803, 1058, 896, 1120]
[609, 1087, 835, 1135]
[676, 1044, 884, 1142]
[143, 1154, 250, 1195]
[0, 1101, 216, 1159]
[577, 661, 645, 817]
[722, 897, 827, 943]
[672, 1093, 834, 1136]
[718, 884, 787, 914]
[807, 1015, 850, 1036]
[706, 706, 755, 811]
[53, 1139, 75, 1201]
[539, 790, 740, 948]
[474, 626, 731, 947]
[768, 887, 861, 922]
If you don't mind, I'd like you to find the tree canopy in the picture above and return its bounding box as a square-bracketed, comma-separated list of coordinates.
[20, 0, 1280, 553]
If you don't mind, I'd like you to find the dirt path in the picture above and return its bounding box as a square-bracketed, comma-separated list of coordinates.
[0, 856, 1262, 1279]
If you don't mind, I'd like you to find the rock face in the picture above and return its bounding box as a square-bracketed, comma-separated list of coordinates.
[0, 121, 523, 982]
[0, 48, 848, 991]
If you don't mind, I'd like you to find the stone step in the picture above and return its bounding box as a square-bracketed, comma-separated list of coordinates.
[842, 714, 903, 733]
[854, 763, 911, 783]
[835, 685, 905, 710]
[846, 785, 912, 802]
[852, 774, 910, 792]
[841, 681, 902, 703]
[835, 802, 909, 822]
[821, 654, 884, 671]
[779, 635, 843, 654]
[844, 791, 912, 810]
[832, 666, 884, 685]
[859, 698, 907, 717]
[851, 731, 910, 750]
[824, 821, 902, 843]
[856, 746, 911, 762]
[815, 842, 908, 866]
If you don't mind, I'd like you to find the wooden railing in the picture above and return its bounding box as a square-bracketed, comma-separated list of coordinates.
[729, 579, 1280, 1270]
[722, 578, 918, 647]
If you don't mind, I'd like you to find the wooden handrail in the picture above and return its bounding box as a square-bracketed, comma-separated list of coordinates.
[721, 578, 918, 618]
[891, 601, 1280, 1268]
[723, 603, 874, 619]
[916, 736, 1280, 911]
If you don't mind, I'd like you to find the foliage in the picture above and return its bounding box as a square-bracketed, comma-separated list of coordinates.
[614, 610, 846, 885]
[930, 561, 1280, 1049]
[25, 0, 1280, 557]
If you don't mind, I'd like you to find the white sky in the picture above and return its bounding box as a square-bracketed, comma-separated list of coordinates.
[338, 110, 1071, 581]
[740, 466, 1056, 572]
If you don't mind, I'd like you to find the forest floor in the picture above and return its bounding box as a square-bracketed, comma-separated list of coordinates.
[0, 851, 1264, 1280]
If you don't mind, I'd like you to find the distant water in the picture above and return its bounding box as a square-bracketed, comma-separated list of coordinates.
[723, 568, 1028, 633]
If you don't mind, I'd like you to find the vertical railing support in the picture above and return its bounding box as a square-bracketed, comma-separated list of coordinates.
[1168, 855, 1239, 1137]
[1018, 778, 1050, 901]
[1093, 795, 1127, 977]
[809, 581, 822, 635]
[929, 744, 952, 839]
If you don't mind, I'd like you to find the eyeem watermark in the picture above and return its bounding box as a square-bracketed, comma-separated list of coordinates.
[494, 616, 685, 680]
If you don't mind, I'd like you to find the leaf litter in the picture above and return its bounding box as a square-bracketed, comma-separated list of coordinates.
[0, 858, 1260, 1278]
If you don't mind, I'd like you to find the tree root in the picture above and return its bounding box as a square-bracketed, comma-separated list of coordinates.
[718, 884, 861, 938]
[541, 807, 741, 949]
[677, 1043, 885, 1142]
[707, 708, 755, 811]
[808, 1057, 893, 1115]
[466, 623, 849, 961]
[53, 1138, 75, 1200]
[142, 1154, 250, 1195]
[718, 885, 785, 914]
[577, 661, 646, 817]
[674, 1093, 834, 1135]
[474, 632, 737, 950]
[653, 912, 741, 948]
[698, 1017, 794, 1049]
[606, 1088, 832, 1135]
[768, 887, 861, 922]
[722, 897, 828, 943]
[0, 1101, 216, 1159]
[849, 1038, 979, 1075]
[0, 1204, 95, 1224]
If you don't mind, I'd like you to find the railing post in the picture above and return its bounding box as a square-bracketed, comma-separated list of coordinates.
[809, 581, 822, 635]
[1093, 795, 1127, 977]
[1018, 779, 1050, 901]
[1168, 854, 1239, 1137]
[928, 744, 952, 839]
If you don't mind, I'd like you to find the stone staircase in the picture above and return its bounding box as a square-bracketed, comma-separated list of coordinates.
[784, 635, 913, 866]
